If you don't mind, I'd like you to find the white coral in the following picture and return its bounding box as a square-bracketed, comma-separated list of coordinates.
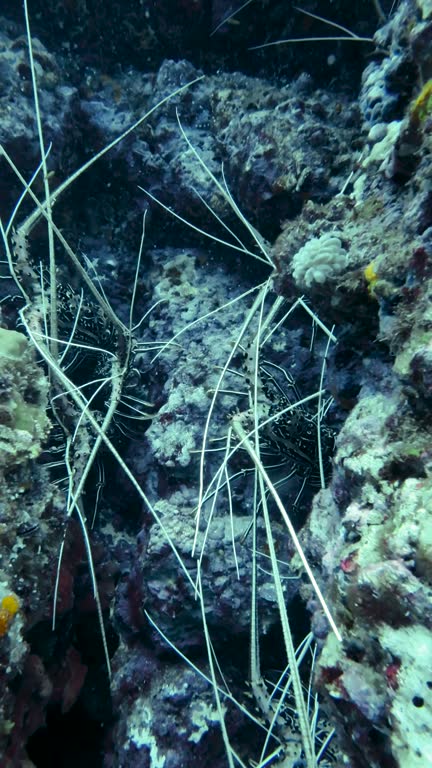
[291, 232, 348, 288]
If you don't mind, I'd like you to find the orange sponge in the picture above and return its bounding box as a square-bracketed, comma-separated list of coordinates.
[0, 594, 20, 637]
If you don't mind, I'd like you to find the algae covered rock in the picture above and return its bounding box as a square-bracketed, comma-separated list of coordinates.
[0, 328, 50, 468]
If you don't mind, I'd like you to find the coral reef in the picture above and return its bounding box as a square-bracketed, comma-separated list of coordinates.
[2, 1, 432, 767]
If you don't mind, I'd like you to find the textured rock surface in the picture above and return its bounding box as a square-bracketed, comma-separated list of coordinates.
[2, 1, 432, 767]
